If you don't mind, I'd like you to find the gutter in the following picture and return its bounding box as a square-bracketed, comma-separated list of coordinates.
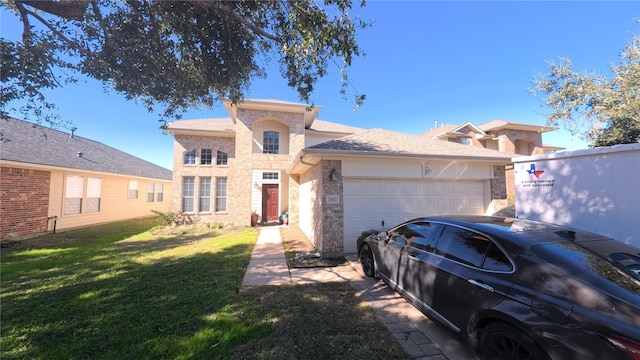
[288, 148, 513, 175]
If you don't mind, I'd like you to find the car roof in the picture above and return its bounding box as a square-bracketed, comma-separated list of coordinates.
[419, 215, 609, 245]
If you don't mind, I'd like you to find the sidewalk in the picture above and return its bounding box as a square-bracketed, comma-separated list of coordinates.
[241, 226, 479, 360]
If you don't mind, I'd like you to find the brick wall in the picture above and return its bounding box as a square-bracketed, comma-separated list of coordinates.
[171, 108, 307, 227]
[0, 166, 51, 240]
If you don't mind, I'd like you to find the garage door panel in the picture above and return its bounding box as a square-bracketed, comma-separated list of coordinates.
[343, 179, 486, 253]
[364, 180, 383, 193]
[466, 181, 484, 192]
[416, 182, 436, 195]
[468, 197, 484, 210]
[436, 182, 452, 192]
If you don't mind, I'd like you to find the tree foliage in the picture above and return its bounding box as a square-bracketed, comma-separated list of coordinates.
[1, 0, 369, 124]
[532, 33, 640, 147]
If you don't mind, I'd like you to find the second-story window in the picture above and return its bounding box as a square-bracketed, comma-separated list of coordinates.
[201, 149, 212, 165]
[460, 136, 472, 145]
[184, 150, 196, 165]
[216, 151, 228, 165]
[263, 131, 279, 154]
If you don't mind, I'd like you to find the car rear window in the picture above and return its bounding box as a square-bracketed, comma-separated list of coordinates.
[532, 243, 640, 297]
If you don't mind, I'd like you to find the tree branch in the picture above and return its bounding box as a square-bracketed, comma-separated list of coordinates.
[18, 0, 89, 21]
[194, 1, 281, 43]
[14, 2, 33, 45]
[89, 1, 110, 49]
[17, 5, 92, 55]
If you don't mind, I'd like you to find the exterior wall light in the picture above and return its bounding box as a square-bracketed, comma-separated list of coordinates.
[330, 168, 338, 181]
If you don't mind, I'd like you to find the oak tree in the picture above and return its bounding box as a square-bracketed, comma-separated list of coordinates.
[532, 33, 640, 146]
[1, 0, 369, 124]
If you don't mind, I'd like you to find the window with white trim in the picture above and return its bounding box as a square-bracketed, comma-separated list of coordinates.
[182, 177, 195, 212]
[64, 175, 102, 214]
[262, 172, 279, 180]
[156, 183, 164, 202]
[215, 177, 227, 212]
[201, 149, 212, 165]
[147, 182, 155, 202]
[263, 131, 279, 154]
[184, 150, 196, 165]
[128, 180, 138, 199]
[199, 177, 211, 212]
[64, 175, 84, 214]
[460, 136, 472, 145]
[85, 177, 101, 213]
[216, 150, 228, 166]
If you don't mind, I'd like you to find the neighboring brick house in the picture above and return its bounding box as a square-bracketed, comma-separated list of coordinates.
[166, 99, 515, 256]
[0, 117, 173, 240]
[421, 120, 563, 196]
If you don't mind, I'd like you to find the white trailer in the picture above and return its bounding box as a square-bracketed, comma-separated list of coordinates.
[513, 143, 640, 247]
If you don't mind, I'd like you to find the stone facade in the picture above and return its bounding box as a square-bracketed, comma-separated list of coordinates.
[168, 101, 513, 257]
[171, 107, 307, 227]
[319, 160, 344, 257]
[489, 165, 509, 215]
[1, 167, 50, 240]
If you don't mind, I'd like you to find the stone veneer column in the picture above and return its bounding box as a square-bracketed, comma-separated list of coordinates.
[319, 160, 344, 257]
[489, 165, 508, 215]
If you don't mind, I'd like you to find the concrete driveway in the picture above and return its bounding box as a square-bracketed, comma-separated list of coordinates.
[242, 227, 480, 360]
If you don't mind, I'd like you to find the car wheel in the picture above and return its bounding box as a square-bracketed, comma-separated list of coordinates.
[359, 244, 375, 278]
[480, 323, 549, 360]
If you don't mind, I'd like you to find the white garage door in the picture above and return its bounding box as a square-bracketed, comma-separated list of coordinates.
[343, 179, 485, 253]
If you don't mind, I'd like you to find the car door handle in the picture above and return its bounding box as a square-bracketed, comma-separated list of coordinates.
[468, 279, 494, 292]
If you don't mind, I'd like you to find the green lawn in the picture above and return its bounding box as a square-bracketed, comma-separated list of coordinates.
[1, 217, 410, 360]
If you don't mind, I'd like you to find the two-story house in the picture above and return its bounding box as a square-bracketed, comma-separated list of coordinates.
[165, 99, 515, 256]
[421, 120, 563, 196]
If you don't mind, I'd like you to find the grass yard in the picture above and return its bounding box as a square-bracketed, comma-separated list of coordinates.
[1, 217, 410, 360]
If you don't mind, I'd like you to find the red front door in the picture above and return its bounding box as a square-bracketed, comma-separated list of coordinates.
[262, 184, 279, 223]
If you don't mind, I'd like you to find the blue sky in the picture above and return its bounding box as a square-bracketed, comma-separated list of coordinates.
[2, 1, 638, 170]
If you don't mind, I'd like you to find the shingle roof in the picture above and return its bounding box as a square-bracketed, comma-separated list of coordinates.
[307, 119, 366, 133]
[1, 118, 172, 180]
[309, 128, 513, 160]
[420, 124, 458, 137]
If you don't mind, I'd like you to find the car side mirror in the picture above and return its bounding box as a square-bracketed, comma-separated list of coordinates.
[378, 231, 389, 244]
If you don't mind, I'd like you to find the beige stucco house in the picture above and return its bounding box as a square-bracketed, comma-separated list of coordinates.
[165, 99, 518, 256]
[0, 117, 173, 240]
[421, 121, 563, 196]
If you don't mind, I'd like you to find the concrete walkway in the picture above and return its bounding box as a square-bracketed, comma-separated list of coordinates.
[241, 227, 479, 360]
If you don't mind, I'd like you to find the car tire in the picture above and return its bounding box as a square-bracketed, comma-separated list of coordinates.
[480, 322, 549, 360]
[359, 244, 376, 278]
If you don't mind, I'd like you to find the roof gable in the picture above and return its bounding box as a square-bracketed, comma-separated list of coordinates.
[421, 122, 487, 139]
[1, 118, 172, 180]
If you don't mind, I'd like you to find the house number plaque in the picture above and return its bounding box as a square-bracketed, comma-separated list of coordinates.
[325, 195, 340, 204]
